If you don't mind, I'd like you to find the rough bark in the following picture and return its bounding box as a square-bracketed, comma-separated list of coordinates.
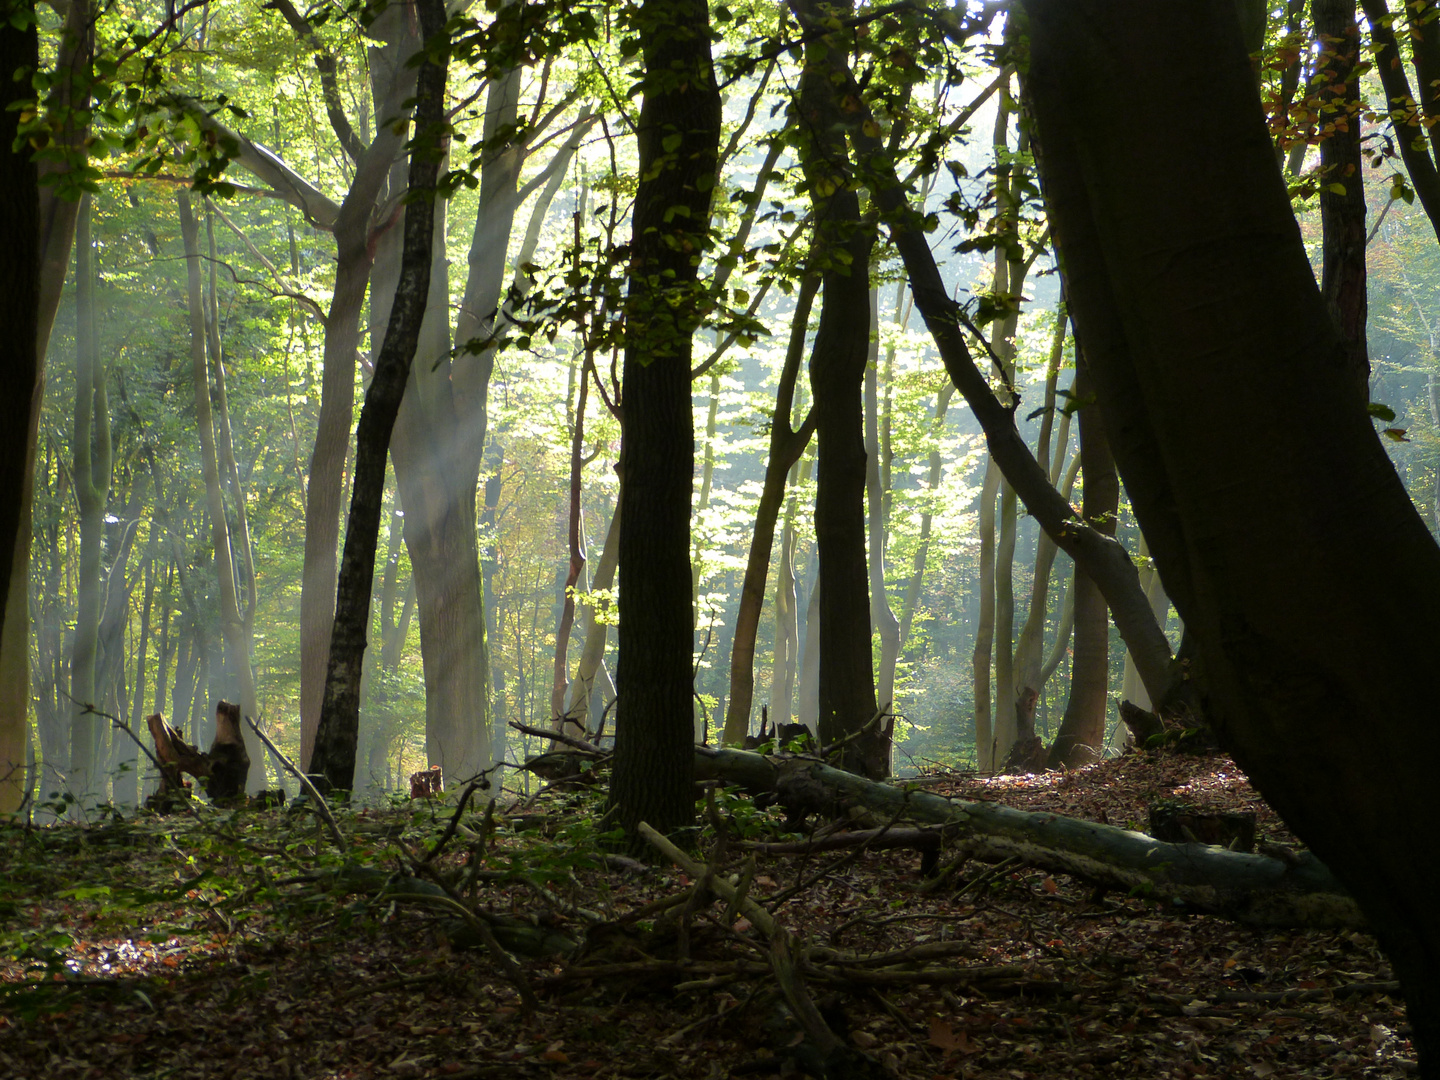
[1024, 1, 1440, 1068]
[722, 275, 819, 745]
[794, 0, 882, 778]
[1362, 0, 1440, 240]
[1, 0, 97, 809]
[1048, 359, 1119, 769]
[606, 0, 722, 841]
[310, 0, 448, 792]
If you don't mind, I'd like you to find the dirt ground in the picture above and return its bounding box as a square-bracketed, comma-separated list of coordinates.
[0, 748, 1416, 1079]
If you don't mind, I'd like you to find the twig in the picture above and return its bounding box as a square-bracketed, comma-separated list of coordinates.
[420, 784, 484, 865]
[406, 862, 540, 1013]
[638, 822, 778, 938]
[508, 719, 607, 756]
[244, 715, 345, 851]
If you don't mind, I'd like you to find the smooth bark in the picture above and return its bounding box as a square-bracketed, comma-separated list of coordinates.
[1048, 360, 1119, 769]
[722, 275, 819, 744]
[69, 197, 110, 804]
[1024, 1, 1440, 1067]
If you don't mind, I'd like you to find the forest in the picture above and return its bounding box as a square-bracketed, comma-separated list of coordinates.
[3, 0, 1440, 1077]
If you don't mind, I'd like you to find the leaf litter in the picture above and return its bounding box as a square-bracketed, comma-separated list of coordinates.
[0, 748, 1415, 1079]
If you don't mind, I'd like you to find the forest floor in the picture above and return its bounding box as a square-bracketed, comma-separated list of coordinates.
[0, 746, 1415, 1080]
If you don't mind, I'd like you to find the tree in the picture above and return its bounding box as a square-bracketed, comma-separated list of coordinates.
[792, 0, 882, 778]
[309, 0, 449, 792]
[0, 0, 40, 815]
[1023, 0, 1440, 1070]
[605, 0, 722, 841]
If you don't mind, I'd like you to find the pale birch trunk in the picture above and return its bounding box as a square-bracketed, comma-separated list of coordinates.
[865, 289, 900, 714]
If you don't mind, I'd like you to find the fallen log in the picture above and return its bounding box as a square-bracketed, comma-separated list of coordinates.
[692, 747, 1363, 930]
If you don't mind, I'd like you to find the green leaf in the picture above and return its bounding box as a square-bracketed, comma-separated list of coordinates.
[1368, 401, 1397, 422]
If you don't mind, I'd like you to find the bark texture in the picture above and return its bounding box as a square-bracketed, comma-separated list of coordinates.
[1024, 1, 1440, 1070]
[606, 0, 721, 841]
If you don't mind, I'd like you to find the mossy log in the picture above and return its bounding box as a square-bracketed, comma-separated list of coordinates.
[693, 747, 1362, 930]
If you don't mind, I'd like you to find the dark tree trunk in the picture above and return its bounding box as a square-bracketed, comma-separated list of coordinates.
[793, 0, 882, 779]
[605, 0, 722, 842]
[310, 0, 448, 792]
[1311, 0, 1369, 405]
[832, 58, 1179, 713]
[0, 4, 39, 814]
[1024, 1, 1440, 1071]
[1048, 358, 1118, 769]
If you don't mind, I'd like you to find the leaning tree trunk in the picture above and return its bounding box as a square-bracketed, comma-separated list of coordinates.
[297, 10, 420, 770]
[794, 0, 882, 778]
[722, 275, 819, 745]
[607, 0, 722, 840]
[1024, 1, 1440, 1070]
[310, 0, 448, 792]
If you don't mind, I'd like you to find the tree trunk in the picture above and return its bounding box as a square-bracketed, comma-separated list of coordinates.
[1024, 1, 1440, 1068]
[722, 274, 819, 744]
[1311, 0, 1369, 406]
[1011, 313, 1072, 740]
[769, 456, 807, 729]
[310, 0, 448, 793]
[297, 16, 420, 770]
[178, 191, 258, 786]
[836, 70, 1179, 711]
[795, 0, 882, 777]
[552, 349, 590, 732]
[69, 195, 111, 806]
[565, 498, 619, 731]
[0, 3, 38, 815]
[865, 290, 901, 714]
[972, 458, 1000, 771]
[1048, 359, 1118, 769]
[606, 0, 722, 841]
